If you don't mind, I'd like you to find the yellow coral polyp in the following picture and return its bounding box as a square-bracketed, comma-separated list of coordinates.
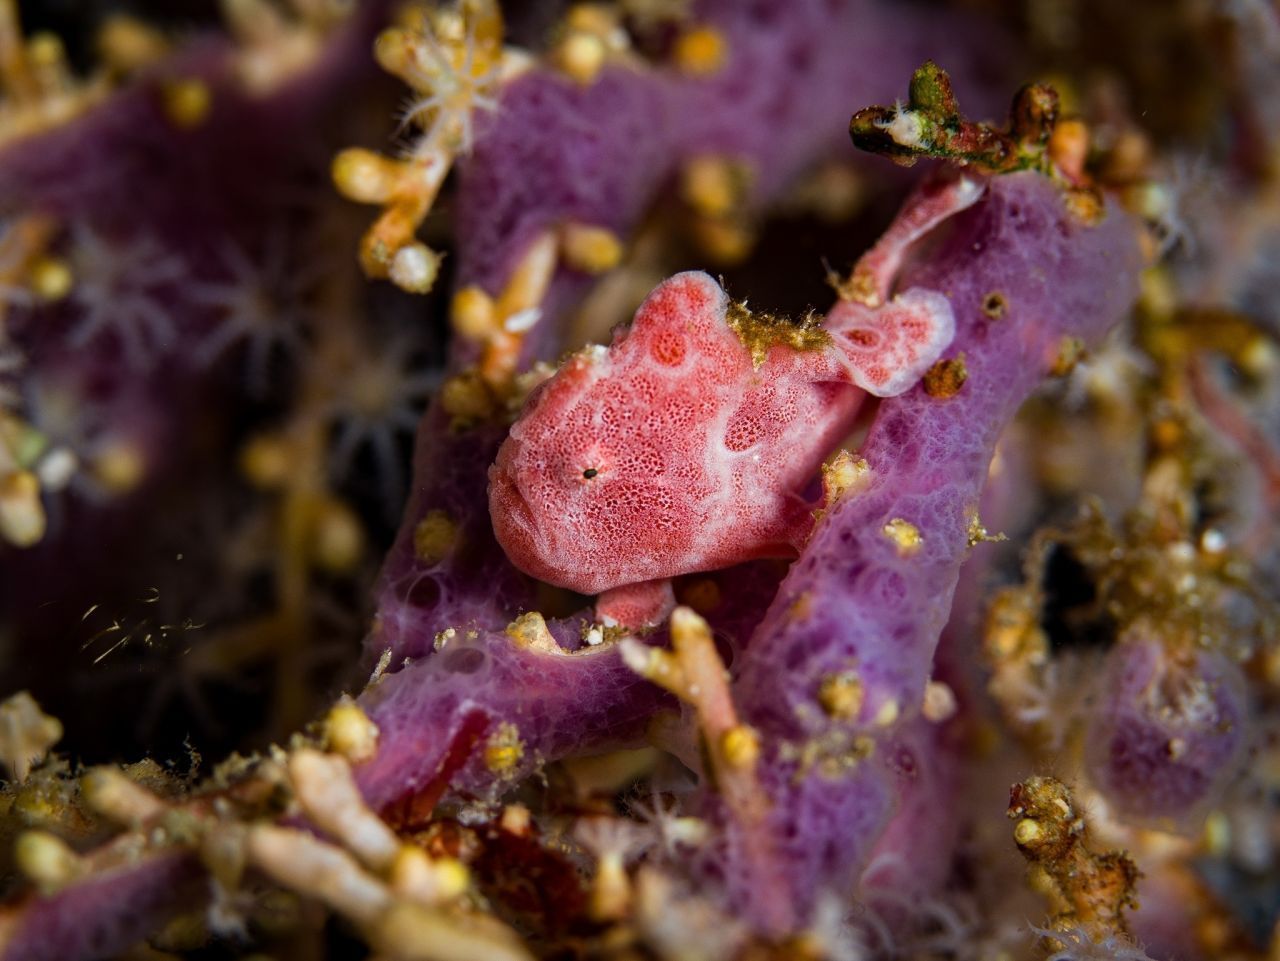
[90, 440, 145, 495]
[553, 31, 607, 85]
[564, 4, 629, 47]
[308, 496, 366, 574]
[817, 670, 865, 720]
[504, 611, 558, 652]
[1048, 118, 1089, 183]
[1050, 335, 1085, 376]
[0, 691, 62, 781]
[882, 517, 922, 556]
[821, 450, 870, 506]
[681, 156, 747, 219]
[560, 223, 624, 274]
[966, 511, 1006, 547]
[15, 830, 81, 892]
[720, 725, 760, 769]
[25, 33, 69, 94]
[673, 25, 727, 76]
[80, 766, 167, 826]
[388, 243, 441, 294]
[552, 4, 630, 85]
[984, 586, 1047, 663]
[590, 850, 631, 921]
[96, 14, 169, 76]
[922, 680, 957, 722]
[872, 697, 900, 727]
[690, 215, 755, 265]
[483, 722, 525, 774]
[432, 856, 471, 900]
[324, 695, 380, 763]
[239, 432, 293, 490]
[380, 5, 504, 152]
[413, 510, 460, 564]
[373, 26, 424, 83]
[159, 78, 212, 129]
[450, 286, 498, 340]
[332, 148, 405, 206]
[27, 256, 72, 302]
[922, 355, 968, 398]
[0, 469, 45, 548]
[390, 846, 470, 904]
[1014, 817, 1042, 846]
[439, 370, 496, 423]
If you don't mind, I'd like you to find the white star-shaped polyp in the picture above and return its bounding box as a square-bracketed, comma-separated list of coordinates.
[65, 225, 185, 370]
[399, 17, 503, 155]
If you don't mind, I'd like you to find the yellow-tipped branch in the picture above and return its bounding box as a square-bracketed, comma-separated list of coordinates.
[1008, 776, 1139, 940]
[621, 606, 790, 931]
[336, 0, 526, 295]
[0, 2, 110, 144]
[621, 607, 768, 838]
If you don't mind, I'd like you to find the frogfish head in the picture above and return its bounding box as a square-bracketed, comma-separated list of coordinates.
[489, 272, 739, 595]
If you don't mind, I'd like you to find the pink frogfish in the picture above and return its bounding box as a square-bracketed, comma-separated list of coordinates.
[490, 175, 982, 627]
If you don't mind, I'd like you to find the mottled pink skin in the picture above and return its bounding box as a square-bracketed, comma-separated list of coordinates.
[489, 179, 977, 607]
[490, 272, 861, 596]
[488, 274, 963, 600]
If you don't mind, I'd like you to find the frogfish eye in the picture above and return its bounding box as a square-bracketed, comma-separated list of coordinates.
[582, 468, 599, 479]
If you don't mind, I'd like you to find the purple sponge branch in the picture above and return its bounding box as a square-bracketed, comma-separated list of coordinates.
[724, 171, 1144, 923]
[736, 172, 1144, 734]
[1086, 632, 1250, 827]
[0, 852, 204, 961]
[355, 625, 668, 817]
[359, 555, 790, 814]
[368, 415, 532, 662]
